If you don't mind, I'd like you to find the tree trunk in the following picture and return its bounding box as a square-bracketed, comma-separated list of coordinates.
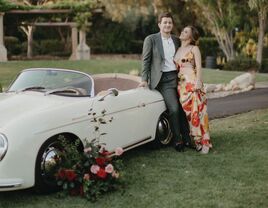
[256, 11, 266, 65]
[20, 25, 35, 59]
[213, 27, 235, 61]
[27, 26, 34, 58]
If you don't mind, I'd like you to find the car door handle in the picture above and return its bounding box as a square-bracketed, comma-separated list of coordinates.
[138, 103, 146, 107]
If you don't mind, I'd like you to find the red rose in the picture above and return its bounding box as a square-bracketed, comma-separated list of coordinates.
[97, 168, 107, 179]
[96, 157, 106, 166]
[57, 168, 66, 179]
[192, 111, 200, 127]
[65, 169, 77, 182]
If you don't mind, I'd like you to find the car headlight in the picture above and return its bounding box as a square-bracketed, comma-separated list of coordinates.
[0, 133, 8, 161]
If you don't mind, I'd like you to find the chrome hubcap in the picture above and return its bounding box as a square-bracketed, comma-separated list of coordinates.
[157, 115, 172, 145]
[41, 143, 61, 183]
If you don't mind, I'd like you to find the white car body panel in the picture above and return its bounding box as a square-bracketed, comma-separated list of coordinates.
[0, 69, 167, 191]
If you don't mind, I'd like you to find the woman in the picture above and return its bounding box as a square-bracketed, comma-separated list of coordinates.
[174, 26, 212, 154]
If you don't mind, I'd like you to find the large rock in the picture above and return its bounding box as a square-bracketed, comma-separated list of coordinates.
[205, 72, 256, 98]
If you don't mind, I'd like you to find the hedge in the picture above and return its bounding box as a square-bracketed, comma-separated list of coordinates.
[260, 58, 268, 73]
[223, 57, 260, 72]
[4, 36, 22, 56]
[199, 37, 220, 58]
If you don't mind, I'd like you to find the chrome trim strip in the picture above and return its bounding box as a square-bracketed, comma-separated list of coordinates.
[0, 182, 22, 188]
[123, 136, 152, 150]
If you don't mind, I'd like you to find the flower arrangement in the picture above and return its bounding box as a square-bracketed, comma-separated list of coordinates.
[55, 136, 124, 201]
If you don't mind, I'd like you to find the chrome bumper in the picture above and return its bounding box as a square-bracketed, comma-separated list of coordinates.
[0, 178, 23, 189]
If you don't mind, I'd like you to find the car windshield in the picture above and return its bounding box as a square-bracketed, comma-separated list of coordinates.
[7, 69, 94, 97]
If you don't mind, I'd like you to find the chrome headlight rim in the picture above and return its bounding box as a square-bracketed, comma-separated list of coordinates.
[0, 133, 8, 161]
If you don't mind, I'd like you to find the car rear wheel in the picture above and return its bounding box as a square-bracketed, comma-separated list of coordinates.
[150, 112, 172, 148]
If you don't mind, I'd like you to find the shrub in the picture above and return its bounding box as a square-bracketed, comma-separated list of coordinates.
[89, 16, 135, 54]
[90, 23, 133, 53]
[263, 47, 268, 58]
[260, 58, 268, 73]
[37, 39, 67, 55]
[223, 57, 260, 72]
[0, 83, 2, 92]
[4, 36, 22, 55]
[199, 37, 220, 58]
[129, 40, 143, 54]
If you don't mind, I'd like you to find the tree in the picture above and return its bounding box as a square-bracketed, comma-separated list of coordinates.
[248, 0, 267, 65]
[194, 0, 241, 61]
[3, 0, 101, 58]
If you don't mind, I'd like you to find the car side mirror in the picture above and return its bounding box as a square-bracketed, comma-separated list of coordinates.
[98, 88, 119, 101]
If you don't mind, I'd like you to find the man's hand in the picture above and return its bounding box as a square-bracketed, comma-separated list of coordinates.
[138, 81, 148, 88]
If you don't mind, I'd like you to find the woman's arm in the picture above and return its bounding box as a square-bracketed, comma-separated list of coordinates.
[193, 46, 203, 89]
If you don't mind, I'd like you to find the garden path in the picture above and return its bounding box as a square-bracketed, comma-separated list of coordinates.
[208, 87, 268, 119]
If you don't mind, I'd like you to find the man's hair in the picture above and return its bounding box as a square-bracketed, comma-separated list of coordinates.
[158, 12, 174, 23]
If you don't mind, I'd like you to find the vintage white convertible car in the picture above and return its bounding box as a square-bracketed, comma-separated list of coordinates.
[0, 68, 172, 192]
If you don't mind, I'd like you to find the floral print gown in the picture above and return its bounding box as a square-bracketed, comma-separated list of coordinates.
[174, 50, 212, 149]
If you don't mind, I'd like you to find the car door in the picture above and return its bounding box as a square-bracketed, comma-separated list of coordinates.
[90, 88, 164, 151]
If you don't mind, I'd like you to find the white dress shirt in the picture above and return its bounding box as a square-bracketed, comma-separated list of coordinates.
[161, 36, 177, 72]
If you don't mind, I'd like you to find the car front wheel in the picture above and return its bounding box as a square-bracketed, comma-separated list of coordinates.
[35, 135, 83, 193]
[34, 137, 63, 193]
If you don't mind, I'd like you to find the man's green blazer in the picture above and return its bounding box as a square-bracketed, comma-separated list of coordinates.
[141, 32, 180, 89]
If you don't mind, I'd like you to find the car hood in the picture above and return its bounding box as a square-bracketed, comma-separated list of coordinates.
[0, 92, 66, 128]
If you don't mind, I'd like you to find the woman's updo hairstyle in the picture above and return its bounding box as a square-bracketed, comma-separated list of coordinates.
[187, 26, 199, 45]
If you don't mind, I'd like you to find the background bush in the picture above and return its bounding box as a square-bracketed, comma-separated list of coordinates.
[199, 37, 220, 58]
[37, 39, 67, 55]
[4, 36, 22, 56]
[223, 57, 260, 71]
[260, 58, 268, 73]
[88, 17, 134, 53]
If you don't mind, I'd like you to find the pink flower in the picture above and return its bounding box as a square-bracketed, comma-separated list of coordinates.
[90, 164, 100, 174]
[112, 171, 120, 179]
[83, 173, 90, 181]
[115, 147, 124, 156]
[84, 147, 92, 153]
[105, 164, 114, 173]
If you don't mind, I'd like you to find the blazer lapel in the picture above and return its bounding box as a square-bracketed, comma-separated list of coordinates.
[156, 32, 165, 59]
[171, 35, 179, 51]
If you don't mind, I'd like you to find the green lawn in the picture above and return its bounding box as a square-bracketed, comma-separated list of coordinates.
[0, 59, 268, 88]
[0, 109, 267, 208]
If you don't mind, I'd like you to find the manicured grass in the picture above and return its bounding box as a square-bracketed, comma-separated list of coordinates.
[0, 109, 267, 208]
[0, 59, 268, 88]
[0, 59, 140, 88]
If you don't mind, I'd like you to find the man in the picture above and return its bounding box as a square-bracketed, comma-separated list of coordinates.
[139, 12, 190, 152]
